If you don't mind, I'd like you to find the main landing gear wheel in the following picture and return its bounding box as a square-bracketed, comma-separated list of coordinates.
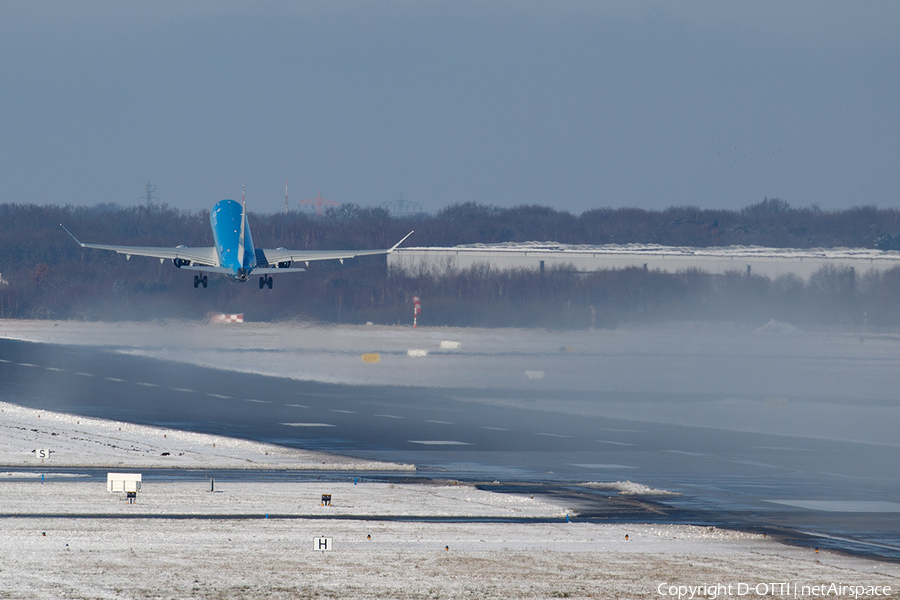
[194, 275, 208, 288]
[259, 275, 273, 289]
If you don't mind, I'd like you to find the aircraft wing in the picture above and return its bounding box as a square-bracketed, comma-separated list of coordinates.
[259, 231, 413, 266]
[61, 225, 220, 266]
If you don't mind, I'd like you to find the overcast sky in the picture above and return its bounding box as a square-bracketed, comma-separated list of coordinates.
[1, 1, 898, 214]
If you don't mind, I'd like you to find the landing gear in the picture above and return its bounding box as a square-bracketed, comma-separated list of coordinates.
[258, 275, 273, 289]
[193, 275, 208, 288]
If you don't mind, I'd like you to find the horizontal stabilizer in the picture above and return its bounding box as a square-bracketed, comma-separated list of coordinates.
[174, 265, 233, 274]
[252, 267, 307, 274]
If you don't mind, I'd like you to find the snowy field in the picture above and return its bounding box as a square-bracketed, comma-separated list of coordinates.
[2, 464, 899, 598]
[1, 407, 895, 597]
[5, 512, 899, 599]
[2, 320, 900, 597]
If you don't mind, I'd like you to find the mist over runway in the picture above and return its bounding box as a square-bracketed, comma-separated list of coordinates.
[1, 321, 900, 558]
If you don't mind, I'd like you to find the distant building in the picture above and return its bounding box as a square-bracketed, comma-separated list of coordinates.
[388, 242, 900, 281]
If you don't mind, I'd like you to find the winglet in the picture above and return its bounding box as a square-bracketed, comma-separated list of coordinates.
[389, 230, 414, 252]
[59, 224, 85, 247]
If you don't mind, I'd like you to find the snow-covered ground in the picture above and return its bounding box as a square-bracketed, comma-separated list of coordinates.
[0, 400, 411, 471]
[3, 320, 900, 597]
[2, 481, 898, 599]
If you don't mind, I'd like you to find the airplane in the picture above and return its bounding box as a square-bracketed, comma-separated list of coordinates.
[61, 192, 413, 289]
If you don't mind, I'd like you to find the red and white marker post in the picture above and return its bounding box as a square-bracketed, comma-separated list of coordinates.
[412, 296, 421, 328]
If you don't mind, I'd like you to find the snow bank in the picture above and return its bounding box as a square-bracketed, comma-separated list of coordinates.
[581, 481, 681, 496]
[0, 400, 413, 471]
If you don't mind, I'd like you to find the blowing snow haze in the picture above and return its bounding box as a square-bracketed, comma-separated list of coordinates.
[1, 1, 899, 213]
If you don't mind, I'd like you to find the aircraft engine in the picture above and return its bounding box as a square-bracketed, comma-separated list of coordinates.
[173, 245, 191, 268]
[275, 248, 290, 268]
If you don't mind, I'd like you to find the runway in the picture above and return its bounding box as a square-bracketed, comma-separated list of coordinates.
[2, 337, 900, 559]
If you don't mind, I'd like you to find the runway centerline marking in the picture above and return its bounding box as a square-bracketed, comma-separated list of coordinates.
[17, 363, 39, 367]
[535, 432, 573, 438]
[171, 388, 195, 393]
[480, 426, 511, 431]
[245, 399, 271, 404]
[600, 428, 646, 433]
[44, 367, 65, 372]
[596, 440, 634, 446]
[205, 393, 232, 399]
[105, 377, 125, 382]
[136, 382, 159, 387]
[425, 420, 454, 425]
[286, 404, 310, 408]
[0, 359, 10, 363]
[374, 414, 405, 419]
[281, 422, 336, 428]
[570, 463, 637, 470]
[329, 409, 356, 414]
[75, 372, 94, 377]
[408, 440, 472, 446]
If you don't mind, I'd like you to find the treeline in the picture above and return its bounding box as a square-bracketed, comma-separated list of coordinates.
[296, 198, 900, 249]
[1, 199, 900, 328]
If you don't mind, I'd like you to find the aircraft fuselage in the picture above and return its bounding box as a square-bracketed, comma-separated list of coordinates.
[211, 199, 256, 282]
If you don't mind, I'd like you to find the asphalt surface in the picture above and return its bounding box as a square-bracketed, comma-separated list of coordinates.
[2, 337, 900, 560]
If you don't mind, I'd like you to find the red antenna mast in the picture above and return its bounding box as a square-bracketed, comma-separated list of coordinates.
[300, 191, 341, 217]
